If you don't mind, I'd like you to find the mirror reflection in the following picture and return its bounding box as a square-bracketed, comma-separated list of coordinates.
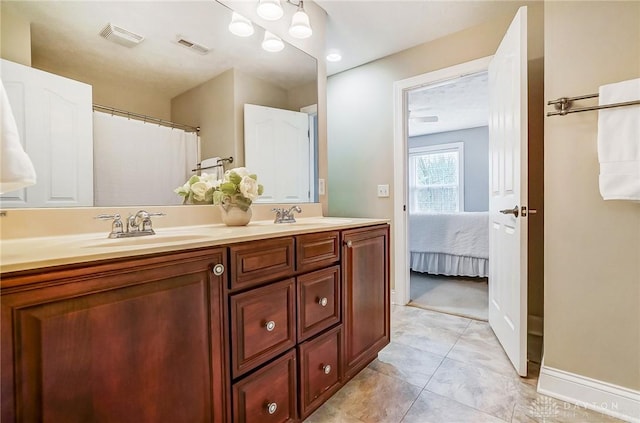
[0, 0, 318, 208]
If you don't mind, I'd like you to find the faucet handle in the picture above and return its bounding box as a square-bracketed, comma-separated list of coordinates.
[95, 214, 124, 237]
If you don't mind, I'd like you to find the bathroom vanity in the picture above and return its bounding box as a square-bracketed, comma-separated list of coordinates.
[0, 218, 389, 422]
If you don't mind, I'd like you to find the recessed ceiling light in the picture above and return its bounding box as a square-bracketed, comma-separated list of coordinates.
[326, 50, 342, 62]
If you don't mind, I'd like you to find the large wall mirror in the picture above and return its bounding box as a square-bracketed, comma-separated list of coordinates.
[0, 0, 318, 208]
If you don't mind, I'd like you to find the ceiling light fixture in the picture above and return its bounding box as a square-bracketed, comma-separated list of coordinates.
[262, 31, 284, 52]
[255, 0, 312, 40]
[228, 12, 254, 37]
[326, 50, 342, 62]
[257, 0, 284, 21]
[288, 1, 312, 39]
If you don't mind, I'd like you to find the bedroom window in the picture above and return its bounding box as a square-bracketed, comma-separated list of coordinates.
[409, 142, 464, 213]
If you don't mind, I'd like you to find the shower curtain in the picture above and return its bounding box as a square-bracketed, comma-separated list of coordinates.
[93, 111, 198, 206]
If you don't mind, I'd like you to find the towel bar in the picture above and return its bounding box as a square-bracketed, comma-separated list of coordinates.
[547, 93, 640, 117]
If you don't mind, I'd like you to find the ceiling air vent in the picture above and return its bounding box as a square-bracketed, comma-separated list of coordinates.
[99, 23, 144, 47]
[176, 36, 211, 55]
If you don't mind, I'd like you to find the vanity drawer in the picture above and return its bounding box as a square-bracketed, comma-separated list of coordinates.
[297, 266, 341, 342]
[298, 326, 342, 419]
[230, 278, 296, 378]
[233, 350, 297, 423]
[230, 237, 295, 291]
[296, 231, 340, 273]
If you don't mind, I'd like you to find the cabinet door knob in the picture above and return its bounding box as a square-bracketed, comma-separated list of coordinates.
[212, 264, 225, 276]
[267, 402, 278, 415]
[322, 364, 332, 374]
[345, 240, 353, 248]
[318, 297, 328, 307]
[265, 320, 276, 331]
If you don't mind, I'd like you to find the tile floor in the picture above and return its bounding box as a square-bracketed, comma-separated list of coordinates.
[304, 305, 622, 423]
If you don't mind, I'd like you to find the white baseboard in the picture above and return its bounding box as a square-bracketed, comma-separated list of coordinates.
[538, 363, 640, 422]
[528, 314, 543, 336]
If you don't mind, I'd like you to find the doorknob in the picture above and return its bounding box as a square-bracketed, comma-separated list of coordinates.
[499, 206, 519, 218]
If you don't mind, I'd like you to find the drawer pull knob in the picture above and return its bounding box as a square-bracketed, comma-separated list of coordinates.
[267, 402, 278, 415]
[345, 240, 353, 248]
[322, 364, 332, 375]
[265, 320, 276, 331]
[212, 264, 225, 276]
[318, 297, 328, 307]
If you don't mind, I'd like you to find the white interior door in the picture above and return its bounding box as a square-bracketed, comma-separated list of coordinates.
[244, 104, 310, 203]
[488, 7, 528, 376]
[1, 59, 93, 208]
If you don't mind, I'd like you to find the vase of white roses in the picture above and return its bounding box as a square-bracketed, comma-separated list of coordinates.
[212, 167, 264, 226]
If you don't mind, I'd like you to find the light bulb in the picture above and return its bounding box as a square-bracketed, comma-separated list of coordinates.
[289, 8, 312, 39]
[262, 31, 284, 52]
[326, 51, 342, 62]
[257, 0, 284, 21]
[229, 12, 254, 37]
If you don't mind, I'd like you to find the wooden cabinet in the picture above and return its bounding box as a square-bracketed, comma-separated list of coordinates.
[1, 223, 390, 422]
[1, 249, 228, 423]
[298, 326, 342, 419]
[230, 278, 296, 378]
[232, 350, 298, 423]
[342, 225, 390, 380]
[296, 265, 340, 342]
[296, 231, 340, 273]
[229, 237, 294, 291]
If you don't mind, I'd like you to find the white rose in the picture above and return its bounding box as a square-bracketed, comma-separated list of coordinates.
[200, 172, 218, 183]
[225, 167, 250, 180]
[190, 181, 210, 201]
[239, 176, 259, 200]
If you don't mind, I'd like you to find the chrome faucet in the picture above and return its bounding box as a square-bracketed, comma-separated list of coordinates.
[272, 205, 302, 223]
[97, 210, 165, 238]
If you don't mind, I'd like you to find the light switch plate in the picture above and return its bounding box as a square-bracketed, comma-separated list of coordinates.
[318, 178, 326, 196]
[377, 184, 390, 197]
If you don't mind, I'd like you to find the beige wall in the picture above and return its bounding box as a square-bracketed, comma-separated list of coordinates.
[544, 1, 640, 390]
[172, 69, 236, 162]
[0, 6, 31, 66]
[327, 4, 545, 313]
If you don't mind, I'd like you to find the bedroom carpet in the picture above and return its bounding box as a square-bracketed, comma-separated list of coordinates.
[409, 271, 488, 321]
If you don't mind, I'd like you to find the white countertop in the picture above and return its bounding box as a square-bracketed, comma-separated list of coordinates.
[1, 217, 389, 275]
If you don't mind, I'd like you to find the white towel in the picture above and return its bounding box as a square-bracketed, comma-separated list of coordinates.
[0, 80, 36, 194]
[597, 78, 640, 201]
[200, 157, 224, 180]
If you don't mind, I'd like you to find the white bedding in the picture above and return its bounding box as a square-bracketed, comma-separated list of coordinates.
[409, 212, 489, 277]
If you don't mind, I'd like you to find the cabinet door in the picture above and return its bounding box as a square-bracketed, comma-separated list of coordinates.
[1, 249, 228, 423]
[342, 225, 390, 380]
[230, 278, 296, 378]
[296, 231, 340, 273]
[229, 237, 294, 291]
[298, 326, 342, 419]
[297, 265, 340, 342]
[232, 349, 297, 423]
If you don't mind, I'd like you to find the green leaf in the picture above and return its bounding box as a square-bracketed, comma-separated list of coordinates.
[228, 172, 242, 185]
[188, 175, 200, 185]
[220, 182, 237, 195]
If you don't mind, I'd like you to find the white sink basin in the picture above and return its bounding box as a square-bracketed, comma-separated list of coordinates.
[83, 233, 215, 248]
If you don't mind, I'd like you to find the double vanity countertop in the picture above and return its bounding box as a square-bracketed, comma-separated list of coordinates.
[0, 216, 389, 275]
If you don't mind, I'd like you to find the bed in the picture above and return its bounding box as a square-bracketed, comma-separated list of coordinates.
[409, 212, 489, 278]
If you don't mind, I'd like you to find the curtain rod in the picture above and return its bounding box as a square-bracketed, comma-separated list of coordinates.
[93, 104, 200, 133]
[547, 93, 640, 117]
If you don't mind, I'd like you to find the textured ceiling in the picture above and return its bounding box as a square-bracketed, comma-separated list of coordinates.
[3, 1, 317, 99]
[408, 71, 488, 137]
